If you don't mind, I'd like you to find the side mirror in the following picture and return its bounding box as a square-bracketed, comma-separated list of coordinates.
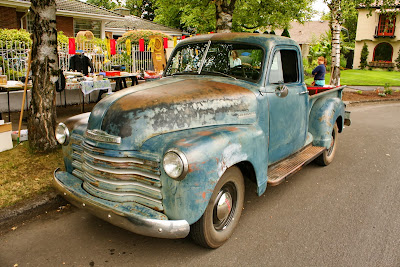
[275, 84, 288, 98]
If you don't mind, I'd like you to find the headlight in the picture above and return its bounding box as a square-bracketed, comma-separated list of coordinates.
[163, 149, 188, 180]
[55, 123, 70, 145]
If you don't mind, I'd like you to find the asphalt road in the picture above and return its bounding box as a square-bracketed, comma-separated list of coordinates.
[1, 102, 400, 267]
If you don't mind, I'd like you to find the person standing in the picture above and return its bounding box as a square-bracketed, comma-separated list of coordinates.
[312, 56, 326, 86]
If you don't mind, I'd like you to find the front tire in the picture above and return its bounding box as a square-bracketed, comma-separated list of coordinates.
[315, 123, 338, 166]
[190, 166, 245, 248]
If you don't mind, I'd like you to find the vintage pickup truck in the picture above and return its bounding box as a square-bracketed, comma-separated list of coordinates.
[53, 33, 351, 248]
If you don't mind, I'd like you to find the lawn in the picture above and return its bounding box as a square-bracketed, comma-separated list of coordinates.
[0, 142, 63, 208]
[305, 69, 400, 86]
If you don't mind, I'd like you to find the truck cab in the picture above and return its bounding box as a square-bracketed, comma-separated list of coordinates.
[53, 33, 350, 248]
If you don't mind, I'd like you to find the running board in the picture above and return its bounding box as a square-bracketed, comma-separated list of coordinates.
[267, 146, 326, 186]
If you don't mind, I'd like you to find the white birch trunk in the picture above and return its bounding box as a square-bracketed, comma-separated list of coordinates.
[329, 0, 341, 86]
[28, 0, 59, 152]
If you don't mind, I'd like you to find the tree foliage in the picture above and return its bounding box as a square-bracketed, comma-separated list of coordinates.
[86, 0, 121, 10]
[154, 0, 312, 33]
[126, 0, 156, 20]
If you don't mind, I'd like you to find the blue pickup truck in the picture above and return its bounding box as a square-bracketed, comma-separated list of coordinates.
[53, 33, 351, 248]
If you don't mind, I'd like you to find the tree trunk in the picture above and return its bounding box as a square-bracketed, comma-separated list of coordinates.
[329, 0, 341, 86]
[214, 0, 236, 33]
[28, 0, 59, 152]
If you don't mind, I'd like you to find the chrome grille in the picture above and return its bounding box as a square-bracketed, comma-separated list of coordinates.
[69, 135, 163, 211]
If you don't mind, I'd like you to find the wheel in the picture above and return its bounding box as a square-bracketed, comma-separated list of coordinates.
[315, 123, 338, 166]
[190, 166, 245, 248]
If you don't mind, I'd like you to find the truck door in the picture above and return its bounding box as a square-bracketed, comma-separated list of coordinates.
[266, 48, 308, 164]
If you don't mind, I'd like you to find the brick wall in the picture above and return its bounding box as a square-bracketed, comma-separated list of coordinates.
[0, 6, 19, 29]
[57, 16, 74, 37]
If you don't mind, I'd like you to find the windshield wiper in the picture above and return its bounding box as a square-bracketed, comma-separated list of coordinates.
[200, 70, 237, 80]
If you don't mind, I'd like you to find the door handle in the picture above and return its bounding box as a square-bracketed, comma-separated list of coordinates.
[299, 91, 309, 95]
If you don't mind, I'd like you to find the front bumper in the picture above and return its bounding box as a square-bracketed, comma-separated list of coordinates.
[53, 169, 190, 239]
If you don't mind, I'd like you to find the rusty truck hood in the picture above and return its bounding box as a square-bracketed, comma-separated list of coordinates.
[87, 78, 257, 150]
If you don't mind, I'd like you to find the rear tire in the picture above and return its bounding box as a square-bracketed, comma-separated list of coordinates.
[190, 166, 245, 248]
[315, 124, 338, 166]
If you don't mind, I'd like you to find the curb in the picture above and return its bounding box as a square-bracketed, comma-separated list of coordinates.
[0, 190, 67, 233]
[345, 98, 400, 106]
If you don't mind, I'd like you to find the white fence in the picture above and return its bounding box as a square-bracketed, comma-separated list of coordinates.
[0, 40, 154, 80]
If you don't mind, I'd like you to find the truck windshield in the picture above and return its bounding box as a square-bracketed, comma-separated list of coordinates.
[165, 42, 264, 82]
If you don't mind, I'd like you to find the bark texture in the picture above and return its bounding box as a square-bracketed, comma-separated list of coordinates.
[28, 0, 58, 152]
[329, 0, 341, 86]
[214, 0, 236, 33]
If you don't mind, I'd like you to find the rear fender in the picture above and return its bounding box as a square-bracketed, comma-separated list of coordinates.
[308, 97, 344, 148]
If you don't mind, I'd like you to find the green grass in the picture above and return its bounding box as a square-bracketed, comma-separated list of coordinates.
[0, 142, 63, 208]
[305, 69, 400, 86]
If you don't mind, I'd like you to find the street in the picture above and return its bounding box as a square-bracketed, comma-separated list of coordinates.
[1, 102, 400, 266]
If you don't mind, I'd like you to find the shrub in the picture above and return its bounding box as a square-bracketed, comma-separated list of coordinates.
[117, 30, 172, 45]
[395, 49, 400, 71]
[384, 83, 393, 95]
[356, 90, 363, 94]
[0, 29, 32, 45]
[360, 42, 369, 70]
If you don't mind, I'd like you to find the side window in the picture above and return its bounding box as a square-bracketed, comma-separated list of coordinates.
[268, 49, 299, 84]
[268, 51, 283, 84]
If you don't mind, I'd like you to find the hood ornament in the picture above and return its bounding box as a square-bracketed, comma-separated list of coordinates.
[85, 129, 121, 144]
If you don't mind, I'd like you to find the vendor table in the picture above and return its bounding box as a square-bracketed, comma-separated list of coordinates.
[104, 74, 138, 91]
[0, 81, 27, 122]
[80, 80, 112, 112]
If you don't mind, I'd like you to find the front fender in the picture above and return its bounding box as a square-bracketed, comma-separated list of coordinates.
[142, 125, 267, 225]
[308, 97, 344, 148]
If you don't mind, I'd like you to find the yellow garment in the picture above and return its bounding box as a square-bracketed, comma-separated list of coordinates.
[126, 39, 131, 55]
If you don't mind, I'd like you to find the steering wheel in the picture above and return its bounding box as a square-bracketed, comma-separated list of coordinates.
[229, 64, 258, 79]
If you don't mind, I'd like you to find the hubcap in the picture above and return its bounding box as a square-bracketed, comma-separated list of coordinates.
[216, 192, 233, 222]
[213, 182, 237, 231]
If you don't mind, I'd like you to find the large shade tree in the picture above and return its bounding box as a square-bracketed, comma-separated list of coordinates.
[28, 0, 59, 152]
[154, 0, 313, 33]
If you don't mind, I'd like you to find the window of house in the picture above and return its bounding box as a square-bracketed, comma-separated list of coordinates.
[268, 50, 299, 84]
[373, 42, 393, 62]
[74, 19, 101, 38]
[377, 14, 396, 37]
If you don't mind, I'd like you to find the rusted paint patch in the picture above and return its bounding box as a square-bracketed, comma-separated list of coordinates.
[176, 139, 193, 147]
[223, 126, 239, 132]
[319, 111, 333, 127]
[197, 130, 213, 136]
[113, 79, 254, 111]
[202, 192, 206, 199]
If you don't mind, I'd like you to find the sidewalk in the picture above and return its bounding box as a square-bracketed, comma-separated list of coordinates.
[346, 85, 400, 91]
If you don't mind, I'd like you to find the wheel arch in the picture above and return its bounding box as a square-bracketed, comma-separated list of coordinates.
[308, 97, 345, 149]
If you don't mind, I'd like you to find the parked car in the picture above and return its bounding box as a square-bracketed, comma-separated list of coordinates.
[53, 33, 351, 248]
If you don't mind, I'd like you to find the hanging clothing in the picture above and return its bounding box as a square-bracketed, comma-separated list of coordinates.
[69, 54, 93, 75]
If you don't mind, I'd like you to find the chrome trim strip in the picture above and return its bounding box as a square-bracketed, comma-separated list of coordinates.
[84, 151, 145, 164]
[83, 161, 160, 180]
[83, 171, 161, 195]
[85, 129, 121, 144]
[83, 182, 163, 211]
[72, 160, 83, 171]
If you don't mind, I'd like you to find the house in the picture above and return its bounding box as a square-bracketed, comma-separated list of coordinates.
[353, 1, 400, 69]
[275, 21, 331, 58]
[104, 7, 183, 40]
[0, 0, 124, 38]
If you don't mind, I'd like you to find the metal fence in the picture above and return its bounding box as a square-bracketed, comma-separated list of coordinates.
[0, 41, 30, 81]
[0, 40, 154, 81]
